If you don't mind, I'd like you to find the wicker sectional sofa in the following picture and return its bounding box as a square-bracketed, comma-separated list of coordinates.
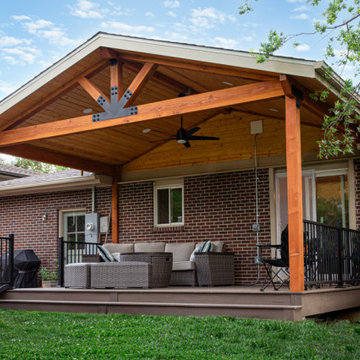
[102, 241, 235, 286]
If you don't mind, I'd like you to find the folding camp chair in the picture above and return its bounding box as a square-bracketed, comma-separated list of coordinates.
[257, 226, 289, 291]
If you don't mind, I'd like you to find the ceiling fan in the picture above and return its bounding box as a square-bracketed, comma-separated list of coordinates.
[168, 115, 220, 148]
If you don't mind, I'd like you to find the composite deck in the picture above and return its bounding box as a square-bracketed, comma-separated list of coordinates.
[1, 285, 359, 321]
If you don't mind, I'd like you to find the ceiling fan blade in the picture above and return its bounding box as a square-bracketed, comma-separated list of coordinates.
[187, 127, 200, 135]
[188, 135, 220, 141]
[184, 141, 191, 148]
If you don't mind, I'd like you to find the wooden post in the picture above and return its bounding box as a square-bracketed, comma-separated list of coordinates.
[285, 95, 304, 292]
[112, 177, 119, 243]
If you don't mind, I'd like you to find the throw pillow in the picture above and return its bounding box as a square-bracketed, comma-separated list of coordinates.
[190, 246, 202, 262]
[97, 245, 115, 262]
[112, 252, 121, 262]
[200, 240, 213, 253]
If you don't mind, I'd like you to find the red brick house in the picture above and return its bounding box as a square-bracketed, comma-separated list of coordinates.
[0, 33, 359, 319]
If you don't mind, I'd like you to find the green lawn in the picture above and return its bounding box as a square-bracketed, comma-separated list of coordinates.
[0, 309, 359, 359]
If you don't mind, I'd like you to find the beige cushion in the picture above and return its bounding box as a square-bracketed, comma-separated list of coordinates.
[172, 261, 195, 271]
[165, 242, 195, 262]
[134, 242, 165, 253]
[196, 241, 224, 253]
[103, 243, 134, 254]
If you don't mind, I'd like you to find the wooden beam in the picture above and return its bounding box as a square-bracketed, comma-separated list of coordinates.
[1, 60, 109, 132]
[78, 77, 110, 104]
[0, 144, 116, 176]
[285, 95, 304, 292]
[110, 60, 123, 102]
[0, 80, 285, 147]
[280, 74, 331, 121]
[124, 62, 158, 107]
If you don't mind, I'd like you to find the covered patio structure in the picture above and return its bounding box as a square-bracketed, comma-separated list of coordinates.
[0, 32, 359, 319]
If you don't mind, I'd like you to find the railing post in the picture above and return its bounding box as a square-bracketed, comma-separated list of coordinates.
[58, 237, 64, 287]
[336, 227, 344, 288]
[8, 234, 14, 288]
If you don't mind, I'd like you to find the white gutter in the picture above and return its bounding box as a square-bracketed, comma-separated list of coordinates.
[0, 174, 112, 197]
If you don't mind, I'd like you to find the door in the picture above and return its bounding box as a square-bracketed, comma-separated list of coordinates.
[63, 211, 85, 264]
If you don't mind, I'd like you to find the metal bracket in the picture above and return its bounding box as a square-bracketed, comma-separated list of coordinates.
[92, 88, 136, 122]
[92, 106, 138, 122]
[291, 85, 303, 109]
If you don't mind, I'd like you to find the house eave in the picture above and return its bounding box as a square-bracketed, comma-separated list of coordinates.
[0, 174, 112, 197]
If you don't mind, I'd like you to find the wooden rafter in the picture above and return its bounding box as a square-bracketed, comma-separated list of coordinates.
[0, 60, 109, 132]
[0, 144, 116, 176]
[0, 80, 285, 147]
[110, 60, 123, 101]
[78, 77, 110, 104]
[100, 47, 278, 82]
[124, 62, 158, 107]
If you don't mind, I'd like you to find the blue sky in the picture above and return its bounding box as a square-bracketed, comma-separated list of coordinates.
[0, 0, 339, 102]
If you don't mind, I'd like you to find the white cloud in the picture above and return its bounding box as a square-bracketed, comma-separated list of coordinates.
[100, 21, 155, 36]
[290, 13, 309, 20]
[69, 0, 105, 19]
[190, 7, 236, 30]
[287, 0, 305, 3]
[212, 37, 238, 49]
[2, 46, 41, 65]
[0, 80, 17, 97]
[292, 5, 309, 12]
[145, 11, 155, 17]
[11, 15, 31, 21]
[0, 36, 31, 47]
[12, 16, 81, 46]
[295, 43, 310, 52]
[243, 35, 254, 42]
[168, 11, 176, 18]
[163, 0, 180, 8]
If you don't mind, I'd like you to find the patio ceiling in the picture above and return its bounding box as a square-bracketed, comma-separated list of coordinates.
[0, 33, 343, 177]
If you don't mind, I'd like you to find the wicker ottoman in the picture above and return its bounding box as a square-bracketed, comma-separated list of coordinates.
[64, 263, 91, 288]
[120, 252, 173, 288]
[90, 262, 152, 289]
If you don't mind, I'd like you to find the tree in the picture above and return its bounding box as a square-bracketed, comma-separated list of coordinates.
[239, 0, 360, 158]
[11, 158, 68, 174]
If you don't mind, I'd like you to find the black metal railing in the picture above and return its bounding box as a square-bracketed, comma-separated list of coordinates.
[58, 237, 100, 286]
[303, 220, 360, 289]
[0, 234, 14, 287]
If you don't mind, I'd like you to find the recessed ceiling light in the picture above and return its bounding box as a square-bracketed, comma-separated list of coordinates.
[142, 128, 151, 134]
[83, 108, 93, 114]
[268, 108, 279, 113]
[222, 81, 234, 86]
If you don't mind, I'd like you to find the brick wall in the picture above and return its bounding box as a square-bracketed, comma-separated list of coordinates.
[0, 188, 112, 273]
[118, 169, 271, 283]
[0, 169, 271, 284]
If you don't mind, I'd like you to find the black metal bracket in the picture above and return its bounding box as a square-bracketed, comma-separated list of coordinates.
[291, 85, 303, 109]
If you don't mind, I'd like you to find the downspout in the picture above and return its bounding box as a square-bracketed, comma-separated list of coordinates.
[92, 185, 95, 213]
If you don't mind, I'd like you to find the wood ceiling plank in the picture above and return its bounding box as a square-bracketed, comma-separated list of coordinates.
[2, 60, 109, 131]
[100, 48, 278, 81]
[0, 80, 285, 147]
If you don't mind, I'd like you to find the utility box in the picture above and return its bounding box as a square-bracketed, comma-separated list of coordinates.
[85, 213, 99, 243]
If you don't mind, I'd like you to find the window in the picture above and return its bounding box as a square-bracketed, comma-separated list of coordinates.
[275, 167, 349, 242]
[63, 211, 85, 249]
[154, 180, 184, 226]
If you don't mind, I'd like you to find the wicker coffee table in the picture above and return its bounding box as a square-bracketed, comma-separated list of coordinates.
[120, 252, 173, 287]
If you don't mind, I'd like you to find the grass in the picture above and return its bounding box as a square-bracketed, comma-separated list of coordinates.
[0, 310, 359, 359]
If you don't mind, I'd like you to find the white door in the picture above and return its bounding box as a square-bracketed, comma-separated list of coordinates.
[63, 211, 85, 264]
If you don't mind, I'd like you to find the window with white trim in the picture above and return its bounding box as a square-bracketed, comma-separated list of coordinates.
[154, 180, 184, 226]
